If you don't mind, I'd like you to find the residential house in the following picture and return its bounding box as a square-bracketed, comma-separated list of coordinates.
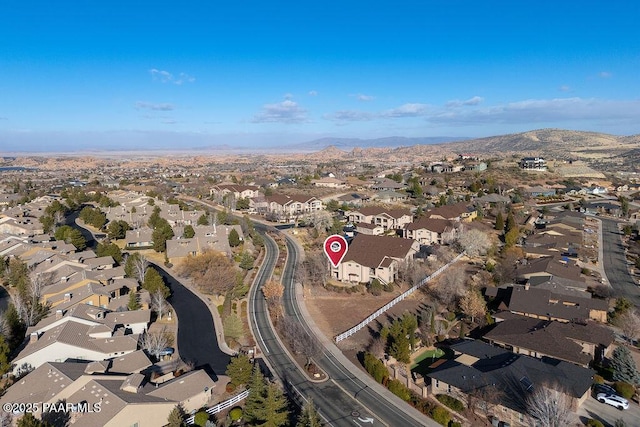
[346, 206, 413, 231]
[403, 217, 458, 245]
[210, 184, 261, 200]
[125, 228, 154, 248]
[355, 222, 385, 236]
[311, 177, 347, 188]
[483, 315, 614, 367]
[429, 340, 594, 427]
[524, 186, 556, 198]
[333, 234, 419, 284]
[488, 284, 608, 323]
[519, 157, 547, 171]
[12, 318, 140, 374]
[254, 194, 323, 221]
[166, 224, 242, 260]
[425, 202, 477, 223]
[371, 178, 405, 191]
[373, 190, 408, 203]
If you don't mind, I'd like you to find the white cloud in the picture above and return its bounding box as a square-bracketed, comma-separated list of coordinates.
[351, 93, 375, 102]
[308, 90, 318, 96]
[559, 85, 571, 92]
[135, 101, 175, 111]
[446, 96, 484, 107]
[324, 110, 375, 122]
[381, 103, 429, 118]
[599, 71, 612, 79]
[428, 97, 640, 125]
[149, 69, 195, 85]
[252, 99, 308, 124]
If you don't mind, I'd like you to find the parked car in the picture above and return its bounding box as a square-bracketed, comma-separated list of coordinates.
[596, 393, 629, 410]
[592, 383, 617, 397]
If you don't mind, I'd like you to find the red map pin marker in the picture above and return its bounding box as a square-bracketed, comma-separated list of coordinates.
[323, 234, 348, 268]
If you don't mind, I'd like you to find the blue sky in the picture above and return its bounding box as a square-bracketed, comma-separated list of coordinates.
[1, 1, 639, 151]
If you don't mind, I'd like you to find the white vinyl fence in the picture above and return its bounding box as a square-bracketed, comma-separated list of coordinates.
[186, 389, 250, 424]
[334, 252, 465, 343]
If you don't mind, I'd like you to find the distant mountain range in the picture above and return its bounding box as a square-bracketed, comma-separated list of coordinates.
[287, 136, 468, 151]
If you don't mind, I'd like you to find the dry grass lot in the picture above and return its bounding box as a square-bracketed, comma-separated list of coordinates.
[303, 284, 429, 351]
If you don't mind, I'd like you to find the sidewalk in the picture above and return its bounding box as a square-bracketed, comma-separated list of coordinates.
[295, 283, 440, 427]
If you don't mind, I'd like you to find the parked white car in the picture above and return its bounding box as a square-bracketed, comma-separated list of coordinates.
[597, 393, 629, 410]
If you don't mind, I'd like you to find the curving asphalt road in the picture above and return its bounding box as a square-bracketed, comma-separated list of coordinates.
[249, 226, 435, 427]
[600, 218, 640, 305]
[154, 264, 231, 377]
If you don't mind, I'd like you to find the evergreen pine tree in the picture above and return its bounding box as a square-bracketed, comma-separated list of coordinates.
[296, 399, 323, 427]
[167, 404, 187, 427]
[228, 228, 241, 247]
[127, 291, 141, 311]
[610, 346, 640, 385]
[225, 354, 253, 386]
[253, 383, 290, 427]
[505, 211, 516, 233]
[495, 212, 504, 230]
[244, 365, 267, 424]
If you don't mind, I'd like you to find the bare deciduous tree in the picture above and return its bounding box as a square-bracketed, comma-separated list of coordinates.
[434, 265, 467, 308]
[616, 309, 640, 344]
[526, 386, 575, 427]
[176, 250, 237, 296]
[465, 384, 504, 420]
[151, 289, 168, 320]
[279, 316, 322, 368]
[308, 210, 333, 234]
[126, 253, 148, 284]
[457, 228, 493, 258]
[367, 336, 386, 360]
[140, 327, 172, 360]
[262, 280, 284, 320]
[296, 250, 329, 287]
[459, 289, 487, 323]
[398, 259, 429, 287]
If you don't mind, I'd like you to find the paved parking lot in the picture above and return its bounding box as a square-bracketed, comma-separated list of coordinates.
[578, 394, 640, 426]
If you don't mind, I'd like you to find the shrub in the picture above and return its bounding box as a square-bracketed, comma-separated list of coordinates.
[586, 420, 605, 427]
[229, 407, 243, 421]
[430, 406, 452, 426]
[363, 352, 388, 384]
[387, 379, 411, 401]
[368, 279, 383, 296]
[593, 374, 605, 384]
[445, 312, 456, 322]
[194, 410, 209, 426]
[225, 382, 236, 393]
[435, 394, 465, 412]
[449, 422, 462, 427]
[614, 381, 635, 399]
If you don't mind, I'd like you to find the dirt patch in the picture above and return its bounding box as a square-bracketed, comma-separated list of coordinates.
[303, 285, 432, 351]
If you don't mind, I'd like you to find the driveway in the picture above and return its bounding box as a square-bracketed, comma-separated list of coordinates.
[578, 394, 640, 427]
[154, 264, 230, 378]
